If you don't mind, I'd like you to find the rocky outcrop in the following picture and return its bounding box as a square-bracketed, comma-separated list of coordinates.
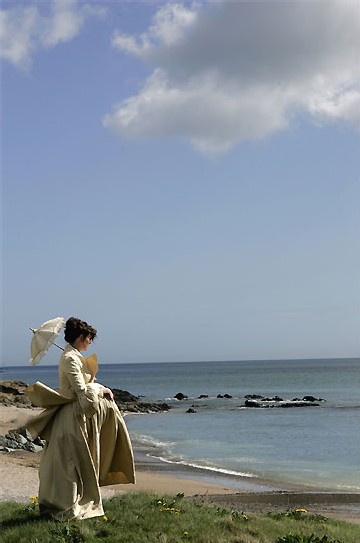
[242, 395, 325, 408]
[0, 427, 44, 453]
[0, 381, 171, 453]
[113, 389, 171, 413]
[0, 381, 32, 407]
[174, 392, 188, 400]
[0, 381, 171, 414]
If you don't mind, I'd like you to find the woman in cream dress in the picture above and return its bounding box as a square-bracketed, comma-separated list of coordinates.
[27, 317, 135, 521]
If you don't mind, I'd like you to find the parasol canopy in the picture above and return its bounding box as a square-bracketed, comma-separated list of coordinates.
[29, 317, 65, 365]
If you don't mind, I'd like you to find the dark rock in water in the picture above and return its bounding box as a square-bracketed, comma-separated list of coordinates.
[243, 392, 326, 409]
[224, 394, 233, 399]
[198, 394, 208, 399]
[292, 396, 325, 403]
[108, 385, 170, 411]
[242, 395, 322, 408]
[97, 388, 171, 414]
[186, 408, 196, 413]
[114, 398, 171, 414]
[217, 394, 224, 398]
[174, 392, 188, 400]
[244, 399, 261, 407]
[112, 389, 139, 403]
[280, 402, 320, 408]
[260, 396, 284, 402]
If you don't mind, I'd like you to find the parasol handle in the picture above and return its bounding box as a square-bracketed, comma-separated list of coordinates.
[30, 328, 64, 352]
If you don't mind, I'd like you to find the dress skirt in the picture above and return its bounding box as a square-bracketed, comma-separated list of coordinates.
[27, 388, 135, 521]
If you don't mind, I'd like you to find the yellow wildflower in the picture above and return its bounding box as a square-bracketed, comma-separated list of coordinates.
[28, 495, 39, 509]
[103, 515, 109, 521]
[295, 508, 308, 513]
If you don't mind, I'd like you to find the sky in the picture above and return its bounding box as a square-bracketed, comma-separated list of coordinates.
[2, 0, 359, 366]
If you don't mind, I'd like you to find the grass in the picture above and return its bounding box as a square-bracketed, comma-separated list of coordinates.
[0, 492, 359, 543]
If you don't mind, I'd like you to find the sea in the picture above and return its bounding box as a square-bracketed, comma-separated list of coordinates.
[3, 358, 360, 492]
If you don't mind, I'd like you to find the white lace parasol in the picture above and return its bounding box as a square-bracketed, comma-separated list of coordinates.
[29, 317, 65, 365]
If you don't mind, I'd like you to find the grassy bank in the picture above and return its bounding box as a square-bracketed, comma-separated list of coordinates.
[0, 492, 359, 543]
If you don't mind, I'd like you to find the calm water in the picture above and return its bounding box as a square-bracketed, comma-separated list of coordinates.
[3, 358, 360, 491]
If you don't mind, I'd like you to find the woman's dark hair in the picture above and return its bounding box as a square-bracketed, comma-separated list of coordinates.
[64, 317, 97, 344]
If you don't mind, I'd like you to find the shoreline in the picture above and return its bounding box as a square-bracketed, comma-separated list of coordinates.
[126, 412, 359, 496]
[1, 404, 360, 524]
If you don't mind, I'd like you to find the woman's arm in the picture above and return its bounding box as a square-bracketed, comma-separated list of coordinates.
[62, 357, 104, 416]
[63, 356, 114, 401]
[62, 357, 88, 395]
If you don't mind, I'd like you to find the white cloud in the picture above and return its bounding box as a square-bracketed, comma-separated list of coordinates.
[0, 0, 105, 70]
[105, 1, 360, 154]
[104, 68, 290, 154]
[112, 2, 198, 57]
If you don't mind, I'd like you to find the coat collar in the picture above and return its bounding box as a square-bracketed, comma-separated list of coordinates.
[64, 343, 82, 357]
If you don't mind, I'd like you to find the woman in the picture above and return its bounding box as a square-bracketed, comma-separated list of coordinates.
[27, 317, 135, 521]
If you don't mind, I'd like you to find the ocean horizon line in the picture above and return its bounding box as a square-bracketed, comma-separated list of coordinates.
[2, 356, 359, 370]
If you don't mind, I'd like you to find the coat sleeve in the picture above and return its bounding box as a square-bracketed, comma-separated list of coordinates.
[63, 356, 103, 417]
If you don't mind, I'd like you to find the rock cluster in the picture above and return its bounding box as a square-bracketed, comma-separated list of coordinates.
[174, 392, 188, 400]
[0, 380, 171, 454]
[173, 391, 326, 412]
[175, 392, 233, 401]
[0, 380, 171, 414]
[242, 395, 325, 408]
[0, 381, 32, 408]
[113, 388, 171, 413]
[0, 427, 44, 453]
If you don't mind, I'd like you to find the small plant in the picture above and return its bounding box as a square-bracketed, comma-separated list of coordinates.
[25, 495, 39, 512]
[153, 495, 183, 515]
[50, 522, 85, 543]
[268, 509, 327, 523]
[216, 507, 249, 521]
[276, 534, 344, 543]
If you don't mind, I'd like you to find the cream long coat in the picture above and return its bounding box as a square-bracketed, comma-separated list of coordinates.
[26, 345, 135, 521]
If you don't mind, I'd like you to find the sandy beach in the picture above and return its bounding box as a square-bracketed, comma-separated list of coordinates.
[1, 405, 359, 524]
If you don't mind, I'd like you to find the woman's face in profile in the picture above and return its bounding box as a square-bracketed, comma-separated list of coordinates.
[75, 334, 93, 352]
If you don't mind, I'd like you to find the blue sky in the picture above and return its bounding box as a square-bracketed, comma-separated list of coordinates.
[2, 0, 359, 366]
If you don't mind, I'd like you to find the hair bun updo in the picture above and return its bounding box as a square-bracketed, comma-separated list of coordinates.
[64, 317, 97, 344]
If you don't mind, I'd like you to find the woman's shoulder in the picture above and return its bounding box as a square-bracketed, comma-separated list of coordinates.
[60, 345, 82, 365]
